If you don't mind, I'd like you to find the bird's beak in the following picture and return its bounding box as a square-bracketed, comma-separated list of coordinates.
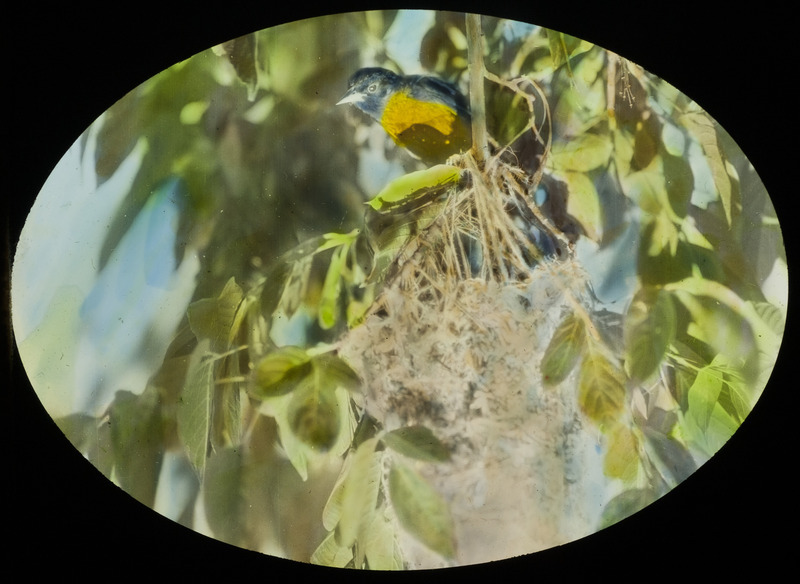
[336, 89, 363, 106]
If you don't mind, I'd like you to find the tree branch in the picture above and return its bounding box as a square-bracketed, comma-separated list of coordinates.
[466, 13, 489, 166]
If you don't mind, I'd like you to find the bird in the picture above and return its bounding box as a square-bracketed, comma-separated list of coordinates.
[337, 67, 472, 164]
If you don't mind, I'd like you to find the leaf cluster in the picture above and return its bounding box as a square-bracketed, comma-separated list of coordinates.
[312, 426, 454, 568]
[55, 11, 785, 567]
[535, 38, 785, 528]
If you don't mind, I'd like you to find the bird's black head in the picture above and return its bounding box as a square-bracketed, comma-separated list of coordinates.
[336, 67, 402, 121]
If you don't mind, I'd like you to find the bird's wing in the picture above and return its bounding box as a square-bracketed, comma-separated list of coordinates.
[408, 75, 471, 119]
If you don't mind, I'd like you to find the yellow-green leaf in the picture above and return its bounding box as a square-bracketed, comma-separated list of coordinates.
[251, 345, 311, 398]
[310, 531, 353, 568]
[541, 313, 586, 386]
[367, 165, 460, 211]
[337, 438, 381, 549]
[603, 424, 639, 482]
[752, 300, 785, 336]
[578, 352, 626, 425]
[364, 506, 403, 570]
[679, 216, 713, 250]
[675, 291, 755, 362]
[612, 128, 635, 178]
[561, 170, 603, 241]
[318, 244, 348, 330]
[619, 156, 668, 215]
[314, 229, 360, 254]
[322, 451, 351, 531]
[665, 276, 780, 358]
[546, 31, 592, 74]
[682, 356, 743, 455]
[687, 363, 724, 431]
[388, 463, 456, 559]
[549, 133, 613, 173]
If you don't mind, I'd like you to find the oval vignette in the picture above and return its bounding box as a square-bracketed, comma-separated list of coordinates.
[10, 7, 790, 575]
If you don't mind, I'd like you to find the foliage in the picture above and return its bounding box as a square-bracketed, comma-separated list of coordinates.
[54, 10, 784, 568]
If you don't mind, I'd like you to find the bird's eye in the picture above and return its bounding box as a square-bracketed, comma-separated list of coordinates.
[367, 83, 377, 93]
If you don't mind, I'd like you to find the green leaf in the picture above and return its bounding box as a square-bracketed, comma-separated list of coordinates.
[682, 356, 742, 455]
[179, 101, 209, 125]
[665, 277, 780, 358]
[314, 229, 360, 254]
[645, 210, 680, 257]
[752, 301, 785, 335]
[578, 352, 626, 425]
[620, 156, 668, 215]
[177, 339, 215, 474]
[547, 30, 577, 70]
[364, 506, 403, 570]
[572, 45, 606, 91]
[546, 31, 592, 75]
[318, 244, 348, 330]
[676, 291, 755, 362]
[322, 461, 348, 532]
[313, 353, 362, 393]
[108, 388, 163, 506]
[214, 355, 243, 449]
[337, 438, 382, 549]
[687, 363, 724, 431]
[541, 313, 586, 386]
[202, 446, 247, 546]
[679, 107, 733, 225]
[662, 152, 693, 217]
[603, 424, 639, 482]
[679, 216, 713, 250]
[719, 373, 751, 424]
[310, 531, 354, 568]
[251, 345, 312, 398]
[561, 170, 603, 241]
[287, 374, 341, 451]
[643, 428, 697, 484]
[624, 288, 677, 381]
[187, 277, 244, 351]
[382, 426, 451, 462]
[599, 488, 658, 529]
[363, 195, 447, 285]
[367, 165, 460, 211]
[631, 114, 660, 171]
[268, 353, 358, 451]
[637, 226, 693, 286]
[388, 463, 456, 559]
[549, 133, 613, 173]
[707, 401, 739, 444]
[612, 128, 635, 178]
